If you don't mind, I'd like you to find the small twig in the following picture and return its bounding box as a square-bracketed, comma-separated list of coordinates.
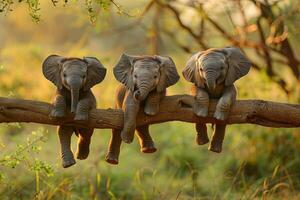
[161, 28, 193, 53]
[110, 0, 134, 17]
[155, 0, 208, 49]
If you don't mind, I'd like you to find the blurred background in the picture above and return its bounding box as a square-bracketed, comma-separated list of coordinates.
[0, 0, 299, 199]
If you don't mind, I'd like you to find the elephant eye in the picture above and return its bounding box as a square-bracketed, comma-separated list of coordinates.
[154, 75, 158, 79]
[134, 74, 137, 78]
[200, 68, 203, 71]
[82, 75, 86, 79]
[63, 73, 66, 77]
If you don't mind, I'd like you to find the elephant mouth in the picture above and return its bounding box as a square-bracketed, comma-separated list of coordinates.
[216, 75, 225, 84]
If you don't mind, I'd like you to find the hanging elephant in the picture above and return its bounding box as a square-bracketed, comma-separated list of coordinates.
[42, 55, 106, 168]
[182, 47, 251, 153]
[105, 53, 180, 164]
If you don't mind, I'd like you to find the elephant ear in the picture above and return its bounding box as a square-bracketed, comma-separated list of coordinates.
[113, 53, 135, 91]
[42, 55, 65, 89]
[83, 57, 107, 90]
[182, 52, 205, 88]
[223, 47, 251, 86]
[155, 56, 180, 92]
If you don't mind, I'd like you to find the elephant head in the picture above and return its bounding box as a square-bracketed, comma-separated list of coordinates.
[113, 53, 179, 101]
[182, 47, 251, 90]
[42, 55, 106, 113]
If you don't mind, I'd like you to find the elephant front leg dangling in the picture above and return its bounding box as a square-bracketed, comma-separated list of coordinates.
[105, 53, 180, 164]
[42, 54, 107, 168]
[182, 47, 252, 153]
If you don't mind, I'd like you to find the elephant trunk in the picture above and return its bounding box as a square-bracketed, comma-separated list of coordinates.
[205, 70, 217, 91]
[134, 81, 151, 101]
[206, 79, 216, 91]
[68, 79, 81, 113]
[71, 87, 79, 113]
[133, 90, 141, 101]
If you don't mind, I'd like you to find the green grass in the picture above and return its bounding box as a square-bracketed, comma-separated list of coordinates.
[0, 123, 299, 199]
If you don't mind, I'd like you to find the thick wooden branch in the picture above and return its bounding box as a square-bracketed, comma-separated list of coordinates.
[0, 96, 299, 129]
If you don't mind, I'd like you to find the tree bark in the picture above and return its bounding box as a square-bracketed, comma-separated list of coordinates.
[0, 96, 299, 129]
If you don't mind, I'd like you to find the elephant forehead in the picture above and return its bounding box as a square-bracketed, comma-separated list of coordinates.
[200, 51, 225, 60]
[198, 58, 225, 69]
[63, 60, 87, 72]
[134, 60, 159, 70]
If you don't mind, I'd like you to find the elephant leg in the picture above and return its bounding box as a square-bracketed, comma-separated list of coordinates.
[75, 128, 93, 160]
[193, 86, 209, 117]
[51, 93, 66, 118]
[195, 123, 209, 145]
[105, 129, 122, 165]
[74, 97, 91, 121]
[144, 91, 163, 116]
[209, 124, 226, 153]
[121, 92, 140, 143]
[214, 85, 236, 121]
[136, 125, 157, 153]
[58, 125, 76, 168]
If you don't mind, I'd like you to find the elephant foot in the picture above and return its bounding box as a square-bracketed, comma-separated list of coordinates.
[196, 134, 209, 145]
[105, 152, 119, 165]
[141, 144, 157, 153]
[194, 107, 208, 117]
[75, 139, 90, 160]
[62, 153, 76, 168]
[121, 129, 134, 144]
[208, 142, 223, 153]
[74, 114, 89, 121]
[214, 111, 228, 121]
[50, 109, 65, 118]
[76, 148, 89, 160]
[144, 107, 159, 116]
[62, 159, 76, 168]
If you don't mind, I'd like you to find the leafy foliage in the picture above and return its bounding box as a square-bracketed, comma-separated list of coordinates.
[0, 0, 41, 22]
[0, 128, 54, 195]
[0, 0, 128, 23]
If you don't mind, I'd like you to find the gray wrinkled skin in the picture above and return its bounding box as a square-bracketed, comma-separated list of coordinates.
[105, 54, 180, 165]
[182, 47, 251, 153]
[42, 55, 106, 168]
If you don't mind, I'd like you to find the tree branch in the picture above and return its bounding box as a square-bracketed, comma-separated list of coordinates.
[0, 96, 299, 129]
[156, 0, 208, 49]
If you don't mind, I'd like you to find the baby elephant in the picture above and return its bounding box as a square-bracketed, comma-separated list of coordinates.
[42, 55, 106, 168]
[105, 53, 180, 164]
[182, 47, 251, 153]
